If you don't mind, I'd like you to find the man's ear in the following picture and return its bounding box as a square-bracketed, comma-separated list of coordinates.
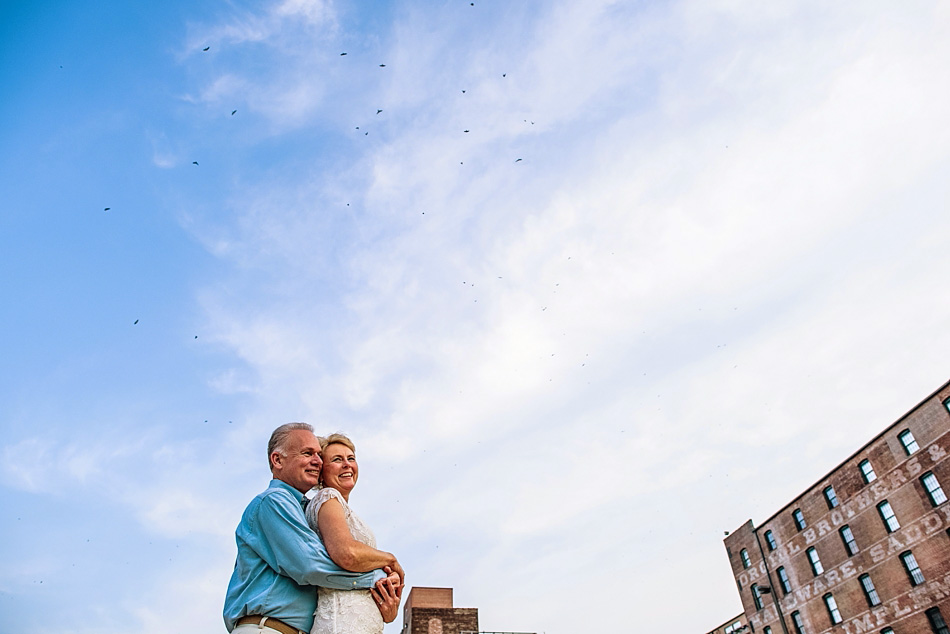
[270, 451, 282, 472]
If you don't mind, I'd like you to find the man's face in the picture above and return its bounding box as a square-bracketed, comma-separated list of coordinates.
[271, 429, 323, 493]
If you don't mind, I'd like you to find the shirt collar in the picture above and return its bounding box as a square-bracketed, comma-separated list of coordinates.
[269, 478, 305, 502]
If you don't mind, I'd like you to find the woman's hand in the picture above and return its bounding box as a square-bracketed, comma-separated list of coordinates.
[371, 575, 402, 623]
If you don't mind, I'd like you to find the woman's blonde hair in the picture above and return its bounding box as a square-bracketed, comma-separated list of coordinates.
[321, 432, 356, 454]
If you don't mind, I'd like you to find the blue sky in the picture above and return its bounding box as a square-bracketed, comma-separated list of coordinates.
[3, 1, 950, 632]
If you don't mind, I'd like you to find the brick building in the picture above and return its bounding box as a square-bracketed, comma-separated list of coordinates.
[401, 587, 478, 634]
[723, 379, 950, 634]
[706, 613, 751, 633]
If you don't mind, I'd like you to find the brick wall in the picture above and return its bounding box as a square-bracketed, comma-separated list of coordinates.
[402, 587, 479, 634]
[405, 607, 478, 634]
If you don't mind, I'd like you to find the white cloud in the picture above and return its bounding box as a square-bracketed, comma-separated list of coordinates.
[0, 424, 263, 541]
[178, 0, 351, 128]
[146, 130, 181, 169]
[18, 0, 943, 632]
[274, 0, 336, 28]
[0, 436, 129, 494]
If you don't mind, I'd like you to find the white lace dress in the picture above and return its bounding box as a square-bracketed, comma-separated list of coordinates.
[305, 487, 385, 634]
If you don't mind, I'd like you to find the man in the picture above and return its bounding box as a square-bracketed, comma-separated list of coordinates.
[224, 422, 395, 634]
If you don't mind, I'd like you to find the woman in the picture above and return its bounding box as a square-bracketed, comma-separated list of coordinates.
[305, 433, 404, 634]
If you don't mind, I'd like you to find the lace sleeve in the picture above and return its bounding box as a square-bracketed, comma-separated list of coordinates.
[305, 487, 350, 538]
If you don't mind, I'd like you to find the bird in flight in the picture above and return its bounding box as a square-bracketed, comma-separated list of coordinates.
[231, 109, 237, 115]
[340, 52, 347, 56]
[192, 161, 199, 165]
[133, 319, 139, 325]
[104, 207, 111, 211]
[203, 46, 210, 51]
[514, 158, 522, 162]
[377, 109, 383, 114]
[379, 64, 386, 67]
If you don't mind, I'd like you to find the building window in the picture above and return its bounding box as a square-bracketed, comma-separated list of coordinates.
[765, 529, 777, 551]
[860, 459, 877, 483]
[840, 525, 859, 555]
[899, 429, 920, 455]
[724, 620, 742, 633]
[922, 471, 948, 506]
[859, 573, 881, 606]
[752, 584, 764, 610]
[764, 627, 772, 634]
[793, 508, 806, 530]
[823, 485, 839, 509]
[927, 606, 950, 634]
[824, 593, 843, 625]
[777, 566, 792, 594]
[740, 548, 751, 569]
[792, 611, 806, 634]
[901, 550, 925, 586]
[878, 500, 901, 532]
[807, 546, 824, 575]
[881, 628, 894, 634]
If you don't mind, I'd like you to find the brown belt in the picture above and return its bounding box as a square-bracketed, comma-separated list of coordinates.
[236, 615, 306, 634]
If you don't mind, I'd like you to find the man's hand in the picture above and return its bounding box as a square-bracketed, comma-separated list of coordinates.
[393, 560, 405, 585]
[372, 575, 402, 623]
[382, 563, 405, 587]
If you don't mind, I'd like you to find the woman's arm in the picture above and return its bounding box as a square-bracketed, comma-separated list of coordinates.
[318, 497, 405, 582]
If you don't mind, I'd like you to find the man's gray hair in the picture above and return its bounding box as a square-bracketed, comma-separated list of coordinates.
[267, 422, 314, 469]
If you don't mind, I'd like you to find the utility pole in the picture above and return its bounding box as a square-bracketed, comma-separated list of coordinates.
[753, 528, 791, 634]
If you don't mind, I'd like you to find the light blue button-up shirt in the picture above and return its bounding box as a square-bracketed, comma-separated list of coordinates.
[224, 479, 385, 632]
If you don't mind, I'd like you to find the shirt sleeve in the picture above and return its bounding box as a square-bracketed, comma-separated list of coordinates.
[256, 490, 384, 590]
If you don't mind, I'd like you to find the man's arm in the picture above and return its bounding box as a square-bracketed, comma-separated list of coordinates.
[255, 491, 385, 589]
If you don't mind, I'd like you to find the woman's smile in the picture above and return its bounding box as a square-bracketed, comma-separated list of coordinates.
[321, 442, 359, 499]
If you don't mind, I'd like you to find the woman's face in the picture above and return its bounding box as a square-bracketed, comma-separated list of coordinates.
[321, 442, 359, 494]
